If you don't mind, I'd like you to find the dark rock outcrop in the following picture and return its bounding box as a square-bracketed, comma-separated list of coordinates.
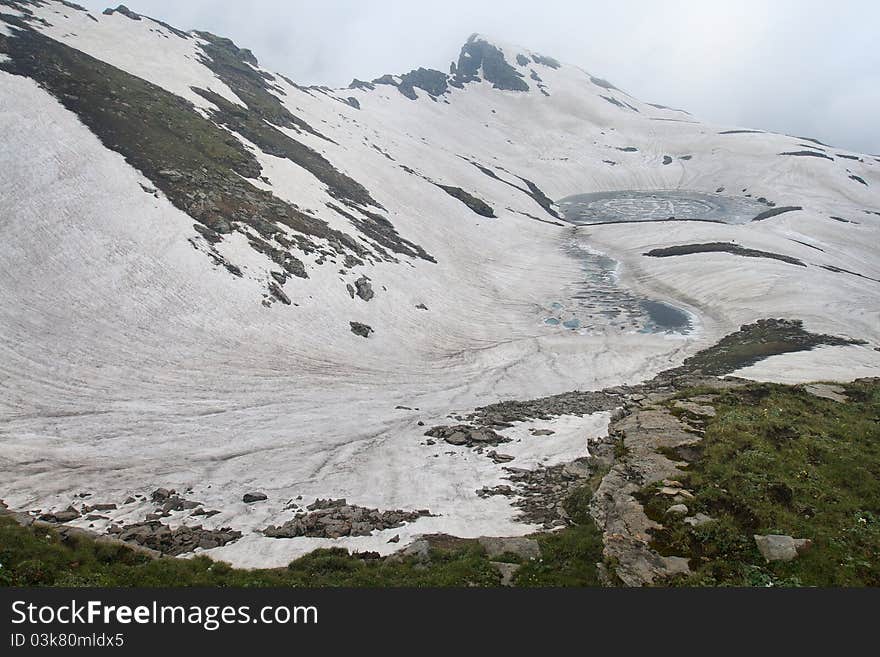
[531, 53, 560, 69]
[39, 507, 81, 523]
[424, 424, 509, 446]
[751, 206, 803, 222]
[102, 5, 140, 20]
[455, 35, 529, 92]
[354, 275, 374, 301]
[108, 521, 241, 555]
[644, 242, 806, 267]
[434, 184, 496, 217]
[779, 150, 834, 161]
[397, 67, 449, 99]
[263, 498, 431, 539]
[349, 321, 373, 338]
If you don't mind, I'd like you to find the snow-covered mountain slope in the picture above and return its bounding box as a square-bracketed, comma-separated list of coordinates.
[1, 1, 878, 566]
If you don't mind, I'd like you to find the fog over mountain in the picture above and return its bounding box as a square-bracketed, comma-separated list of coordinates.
[70, 0, 880, 154]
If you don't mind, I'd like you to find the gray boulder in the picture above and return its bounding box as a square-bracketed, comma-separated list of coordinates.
[354, 276, 374, 301]
[349, 321, 373, 338]
[478, 536, 541, 560]
[754, 534, 812, 562]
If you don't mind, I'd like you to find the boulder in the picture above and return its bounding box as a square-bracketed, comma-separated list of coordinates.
[151, 488, 174, 503]
[487, 450, 515, 463]
[242, 492, 268, 503]
[754, 534, 812, 562]
[354, 275, 374, 301]
[803, 383, 848, 403]
[349, 321, 373, 338]
[393, 539, 431, 562]
[684, 512, 714, 527]
[39, 507, 80, 523]
[478, 536, 541, 560]
[491, 561, 520, 586]
[424, 424, 509, 447]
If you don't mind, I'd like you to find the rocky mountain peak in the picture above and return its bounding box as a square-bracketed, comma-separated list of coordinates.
[102, 4, 140, 21]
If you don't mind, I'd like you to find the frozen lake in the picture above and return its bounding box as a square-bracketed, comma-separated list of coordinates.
[558, 190, 770, 225]
[541, 238, 692, 335]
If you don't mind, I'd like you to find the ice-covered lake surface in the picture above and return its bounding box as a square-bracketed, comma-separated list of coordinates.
[558, 190, 771, 225]
[542, 237, 692, 335]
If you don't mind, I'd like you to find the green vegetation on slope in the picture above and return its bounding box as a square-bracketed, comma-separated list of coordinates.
[658, 319, 860, 378]
[640, 379, 880, 586]
[0, 518, 499, 587]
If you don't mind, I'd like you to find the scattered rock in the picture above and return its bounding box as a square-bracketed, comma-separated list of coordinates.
[470, 389, 621, 426]
[424, 424, 509, 447]
[151, 488, 174, 503]
[83, 503, 117, 513]
[264, 500, 431, 539]
[529, 428, 555, 436]
[39, 507, 80, 523]
[754, 534, 812, 562]
[415, 303, 428, 310]
[476, 485, 516, 498]
[487, 450, 515, 463]
[349, 321, 373, 338]
[108, 521, 241, 555]
[387, 534, 400, 543]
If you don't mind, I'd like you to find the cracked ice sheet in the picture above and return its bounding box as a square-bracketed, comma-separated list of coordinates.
[196, 411, 611, 568]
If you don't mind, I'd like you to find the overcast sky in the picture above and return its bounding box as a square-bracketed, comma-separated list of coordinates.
[76, 1, 880, 153]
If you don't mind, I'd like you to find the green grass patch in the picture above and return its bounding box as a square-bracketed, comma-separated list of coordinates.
[0, 518, 501, 587]
[660, 319, 859, 378]
[640, 380, 880, 586]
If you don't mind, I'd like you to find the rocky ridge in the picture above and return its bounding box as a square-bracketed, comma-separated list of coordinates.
[263, 498, 432, 539]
